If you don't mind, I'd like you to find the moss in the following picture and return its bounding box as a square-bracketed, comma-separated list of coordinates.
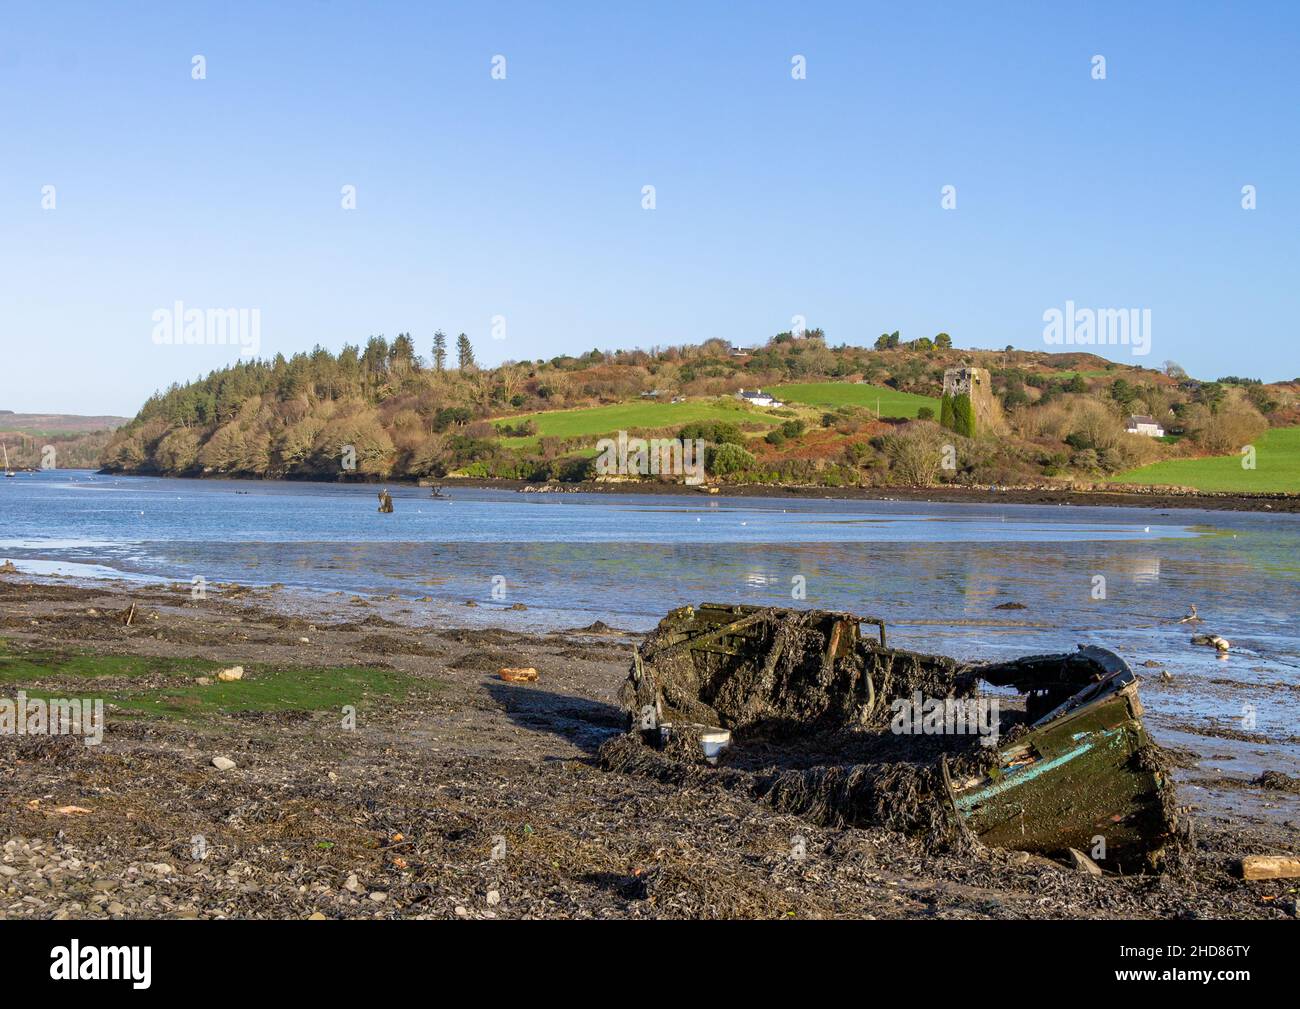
[940, 393, 976, 438]
[0, 643, 440, 722]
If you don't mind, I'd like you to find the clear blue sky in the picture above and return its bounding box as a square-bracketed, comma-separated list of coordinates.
[2, 1, 1297, 415]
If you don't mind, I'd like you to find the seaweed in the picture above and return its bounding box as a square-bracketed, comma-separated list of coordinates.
[607, 603, 1180, 869]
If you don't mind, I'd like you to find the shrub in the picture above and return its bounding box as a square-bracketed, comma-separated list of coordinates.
[883, 421, 947, 486]
[707, 442, 755, 476]
[678, 420, 744, 446]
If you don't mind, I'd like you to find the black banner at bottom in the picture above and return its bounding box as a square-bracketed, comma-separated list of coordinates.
[0, 918, 1286, 995]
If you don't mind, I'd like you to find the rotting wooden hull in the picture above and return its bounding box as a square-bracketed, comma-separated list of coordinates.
[620, 604, 1181, 870]
[946, 655, 1178, 869]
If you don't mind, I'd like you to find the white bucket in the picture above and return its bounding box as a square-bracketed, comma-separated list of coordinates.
[659, 723, 732, 764]
[698, 728, 732, 765]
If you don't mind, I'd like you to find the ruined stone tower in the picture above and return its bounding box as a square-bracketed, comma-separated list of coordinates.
[940, 366, 1001, 437]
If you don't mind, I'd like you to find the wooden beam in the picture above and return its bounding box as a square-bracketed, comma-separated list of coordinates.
[1239, 855, 1300, 880]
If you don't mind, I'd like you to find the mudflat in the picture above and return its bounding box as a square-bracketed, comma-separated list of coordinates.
[447, 476, 1300, 513]
[0, 576, 1295, 920]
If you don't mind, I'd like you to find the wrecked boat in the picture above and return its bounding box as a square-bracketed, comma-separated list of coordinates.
[602, 603, 1182, 871]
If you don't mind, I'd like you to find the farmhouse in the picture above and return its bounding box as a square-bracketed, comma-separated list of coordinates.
[1125, 415, 1165, 438]
[736, 387, 783, 408]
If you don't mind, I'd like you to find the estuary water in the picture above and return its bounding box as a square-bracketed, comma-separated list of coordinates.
[2, 470, 1298, 797]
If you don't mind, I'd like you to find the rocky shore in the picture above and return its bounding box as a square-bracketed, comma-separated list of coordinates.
[1, 576, 1296, 919]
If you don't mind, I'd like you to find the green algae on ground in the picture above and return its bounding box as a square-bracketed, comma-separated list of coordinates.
[0, 640, 440, 721]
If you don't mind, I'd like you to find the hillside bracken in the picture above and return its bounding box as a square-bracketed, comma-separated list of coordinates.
[100, 329, 1296, 491]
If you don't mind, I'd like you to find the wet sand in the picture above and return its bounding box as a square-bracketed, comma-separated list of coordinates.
[1, 576, 1296, 919]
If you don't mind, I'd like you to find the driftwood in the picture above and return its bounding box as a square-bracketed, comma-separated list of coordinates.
[1239, 855, 1300, 880]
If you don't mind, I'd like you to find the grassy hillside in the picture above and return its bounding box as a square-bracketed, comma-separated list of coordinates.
[98, 328, 1299, 491]
[1113, 426, 1300, 493]
[494, 398, 778, 448]
[771, 382, 940, 418]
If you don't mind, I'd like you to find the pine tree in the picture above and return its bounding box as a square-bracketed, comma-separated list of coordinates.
[456, 333, 476, 370]
[432, 331, 447, 372]
[390, 333, 416, 372]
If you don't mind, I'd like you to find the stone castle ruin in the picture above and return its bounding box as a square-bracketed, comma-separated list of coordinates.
[940, 366, 1002, 437]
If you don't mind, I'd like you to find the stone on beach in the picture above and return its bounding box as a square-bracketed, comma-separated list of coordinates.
[1065, 848, 1104, 876]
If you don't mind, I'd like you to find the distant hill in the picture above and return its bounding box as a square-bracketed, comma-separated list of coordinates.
[0, 412, 128, 469]
[0, 412, 130, 435]
[97, 331, 1300, 493]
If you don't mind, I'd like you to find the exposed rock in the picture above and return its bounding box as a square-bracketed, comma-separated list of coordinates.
[1065, 848, 1104, 876]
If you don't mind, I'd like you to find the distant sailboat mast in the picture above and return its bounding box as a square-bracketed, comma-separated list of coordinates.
[2, 442, 13, 477]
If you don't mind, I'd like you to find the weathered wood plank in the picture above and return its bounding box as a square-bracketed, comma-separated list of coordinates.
[1239, 855, 1300, 880]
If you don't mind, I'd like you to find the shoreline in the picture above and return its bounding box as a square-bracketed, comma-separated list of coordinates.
[1, 576, 1296, 919]
[477, 478, 1300, 513]
[92, 469, 1300, 513]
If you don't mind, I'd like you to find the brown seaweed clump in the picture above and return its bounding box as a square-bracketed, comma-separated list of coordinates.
[605, 604, 1184, 870]
[1253, 769, 1300, 793]
[597, 732, 976, 852]
[603, 605, 993, 853]
[620, 605, 976, 739]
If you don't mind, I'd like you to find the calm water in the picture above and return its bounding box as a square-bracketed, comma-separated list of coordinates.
[2, 471, 1298, 791]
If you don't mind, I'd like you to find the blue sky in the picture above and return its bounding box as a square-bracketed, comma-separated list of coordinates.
[2, 1, 1297, 415]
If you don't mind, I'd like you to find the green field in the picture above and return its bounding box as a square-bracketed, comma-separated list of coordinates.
[1113, 426, 1300, 493]
[0, 644, 437, 721]
[771, 382, 941, 418]
[493, 399, 778, 448]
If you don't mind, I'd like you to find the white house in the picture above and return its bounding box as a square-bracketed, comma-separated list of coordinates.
[1125, 415, 1165, 438]
[737, 387, 783, 408]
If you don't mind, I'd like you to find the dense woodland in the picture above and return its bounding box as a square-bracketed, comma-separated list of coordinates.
[100, 329, 1297, 489]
